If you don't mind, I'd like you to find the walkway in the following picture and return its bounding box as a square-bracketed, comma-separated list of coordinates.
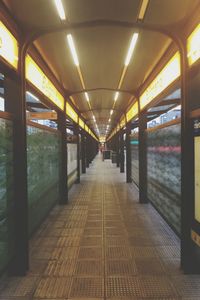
[0, 155, 200, 299]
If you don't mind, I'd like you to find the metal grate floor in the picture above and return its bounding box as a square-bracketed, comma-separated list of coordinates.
[0, 154, 200, 299]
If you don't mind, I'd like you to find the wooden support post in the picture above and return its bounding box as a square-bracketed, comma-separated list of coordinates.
[74, 123, 80, 183]
[4, 53, 29, 275]
[180, 40, 195, 273]
[86, 133, 90, 168]
[126, 122, 132, 183]
[81, 132, 86, 173]
[57, 110, 68, 204]
[139, 109, 148, 203]
[120, 131, 125, 173]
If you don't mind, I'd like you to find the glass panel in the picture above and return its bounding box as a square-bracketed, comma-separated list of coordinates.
[130, 133, 139, 186]
[68, 143, 77, 189]
[0, 118, 15, 272]
[27, 125, 61, 235]
[147, 123, 181, 234]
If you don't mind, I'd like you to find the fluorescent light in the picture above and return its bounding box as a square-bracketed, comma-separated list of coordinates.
[67, 34, 79, 66]
[54, 0, 66, 20]
[26, 91, 40, 102]
[125, 33, 139, 66]
[85, 92, 89, 102]
[108, 118, 111, 122]
[138, 0, 149, 20]
[114, 91, 119, 101]
[110, 110, 113, 115]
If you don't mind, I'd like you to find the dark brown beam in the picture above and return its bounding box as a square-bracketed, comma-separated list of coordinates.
[147, 109, 168, 115]
[155, 98, 180, 107]
[81, 108, 122, 114]
[69, 87, 134, 96]
[26, 102, 47, 109]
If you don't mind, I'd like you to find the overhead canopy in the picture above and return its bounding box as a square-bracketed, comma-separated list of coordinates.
[2, 0, 199, 137]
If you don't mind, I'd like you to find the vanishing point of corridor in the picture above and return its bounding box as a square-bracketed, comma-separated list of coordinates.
[0, 155, 200, 300]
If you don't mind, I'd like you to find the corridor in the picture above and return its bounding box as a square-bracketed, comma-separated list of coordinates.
[0, 155, 200, 299]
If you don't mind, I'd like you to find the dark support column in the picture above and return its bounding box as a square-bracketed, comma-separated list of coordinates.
[81, 132, 86, 173]
[180, 41, 195, 272]
[86, 134, 90, 168]
[89, 135, 92, 163]
[75, 123, 80, 183]
[116, 133, 120, 167]
[90, 138, 93, 162]
[4, 53, 29, 275]
[126, 122, 132, 183]
[139, 110, 148, 203]
[57, 110, 68, 204]
[120, 131, 125, 173]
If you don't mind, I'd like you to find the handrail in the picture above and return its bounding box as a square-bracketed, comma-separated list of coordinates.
[0, 111, 13, 120]
[146, 117, 181, 132]
[190, 108, 200, 119]
[26, 120, 59, 134]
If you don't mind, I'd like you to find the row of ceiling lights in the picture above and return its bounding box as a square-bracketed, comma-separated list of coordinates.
[54, 0, 149, 137]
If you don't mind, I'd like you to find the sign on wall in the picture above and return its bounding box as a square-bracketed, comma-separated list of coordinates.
[0, 21, 18, 69]
[26, 55, 64, 110]
[187, 24, 200, 66]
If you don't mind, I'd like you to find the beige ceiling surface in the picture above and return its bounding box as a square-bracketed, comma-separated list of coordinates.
[3, 0, 200, 136]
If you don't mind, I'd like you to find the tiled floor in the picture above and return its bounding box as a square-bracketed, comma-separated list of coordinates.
[0, 155, 200, 299]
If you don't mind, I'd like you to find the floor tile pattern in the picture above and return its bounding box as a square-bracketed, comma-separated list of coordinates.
[0, 155, 200, 299]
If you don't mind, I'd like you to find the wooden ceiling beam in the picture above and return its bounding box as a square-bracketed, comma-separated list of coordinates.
[147, 109, 168, 115]
[26, 102, 47, 109]
[154, 98, 180, 107]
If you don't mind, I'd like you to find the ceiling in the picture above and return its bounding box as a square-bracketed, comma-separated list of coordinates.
[3, 0, 200, 137]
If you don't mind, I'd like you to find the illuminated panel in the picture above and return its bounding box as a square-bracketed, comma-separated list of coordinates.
[99, 136, 106, 143]
[66, 102, 78, 123]
[79, 117, 84, 129]
[187, 24, 200, 66]
[26, 55, 64, 110]
[120, 116, 126, 129]
[126, 102, 138, 122]
[0, 21, 18, 69]
[140, 52, 180, 110]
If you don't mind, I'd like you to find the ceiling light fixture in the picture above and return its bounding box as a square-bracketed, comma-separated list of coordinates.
[138, 0, 149, 21]
[110, 110, 113, 115]
[124, 33, 139, 66]
[54, 0, 66, 20]
[108, 118, 111, 122]
[67, 34, 79, 66]
[114, 91, 119, 102]
[85, 92, 90, 102]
